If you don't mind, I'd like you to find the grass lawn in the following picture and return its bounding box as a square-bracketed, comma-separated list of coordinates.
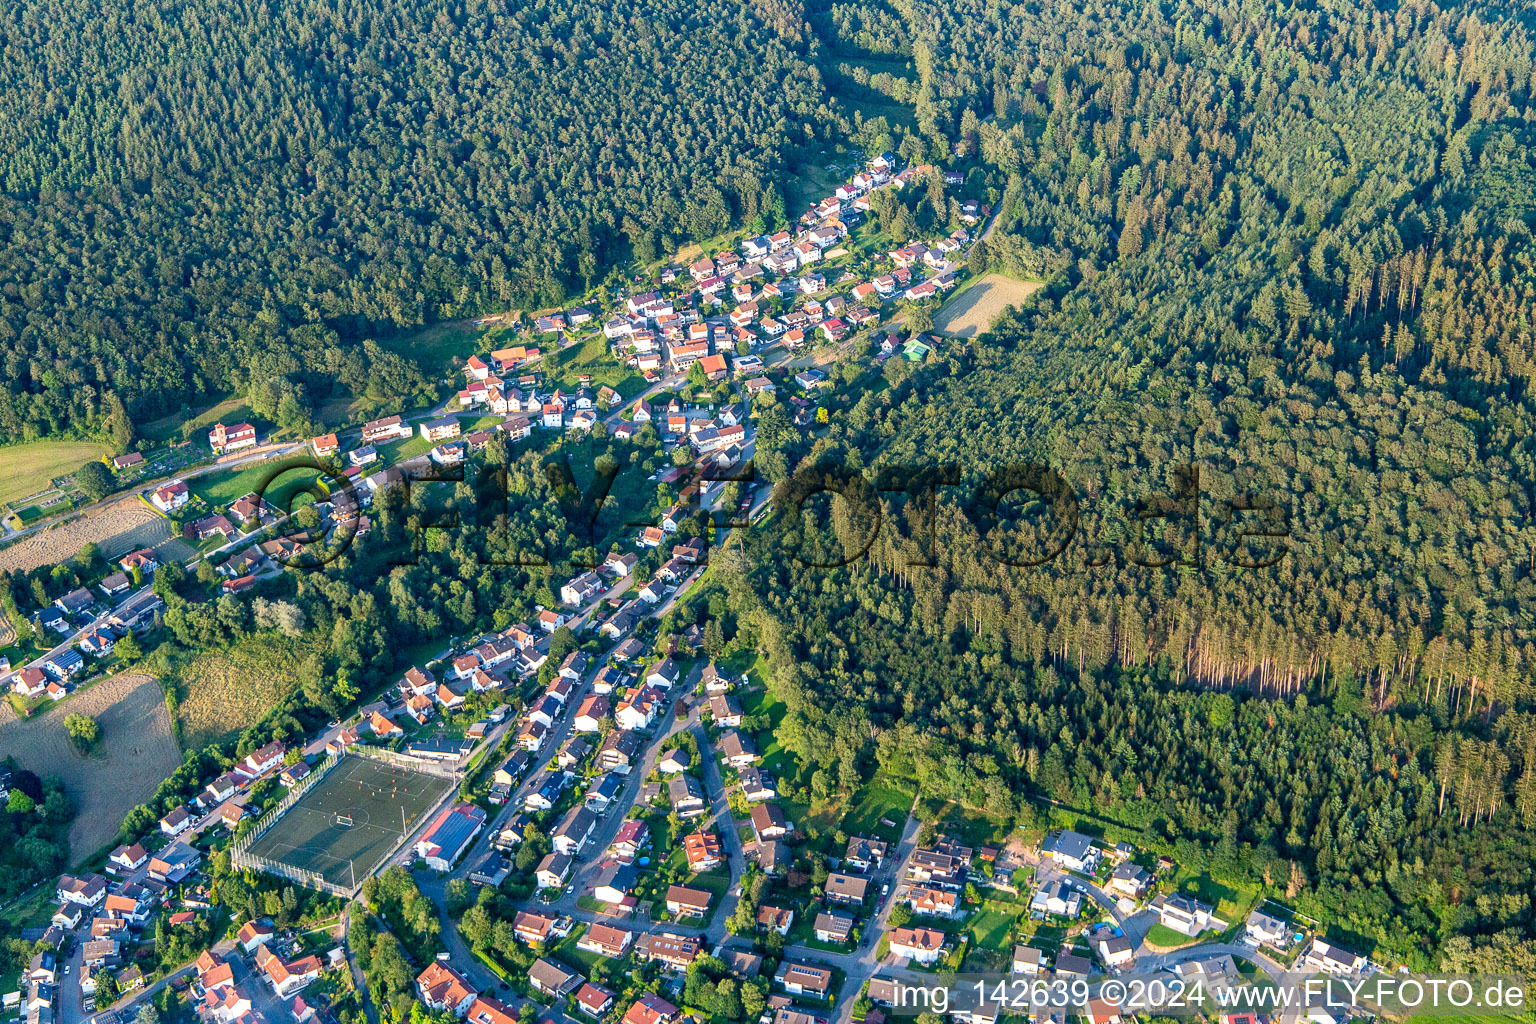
[966, 905, 1019, 951]
[140, 396, 252, 443]
[1145, 922, 1213, 948]
[935, 801, 1010, 848]
[376, 318, 525, 379]
[542, 334, 644, 394]
[190, 457, 327, 509]
[932, 273, 1044, 340]
[0, 439, 112, 506]
[378, 433, 434, 465]
[786, 153, 846, 220]
[1166, 867, 1261, 924]
[839, 775, 917, 843]
[1015, 921, 1067, 954]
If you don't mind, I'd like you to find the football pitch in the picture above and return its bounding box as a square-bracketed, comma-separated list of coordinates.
[243, 756, 455, 891]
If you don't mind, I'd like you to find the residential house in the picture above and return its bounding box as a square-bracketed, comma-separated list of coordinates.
[151, 481, 190, 512]
[597, 730, 640, 773]
[1055, 952, 1093, 978]
[261, 950, 323, 998]
[668, 775, 706, 818]
[578, 925, 634, 959]
[657, 748, 691, 775]
[107, 844, 148, 874]
[525, 964, 577, 1000]
[1148, 893, 1216, 937]
[906, 886, 959, 918]
[823, 873, 868, 906]
[243, 741, 286, 776]
[707, 695, 743, 727]
[813, 912, 854, 945]
[11, 667, 47, 698]
[1246, 910, 1293, 948]
[1041, 830, 1100, 873]
[843, 836, 887, 872]
[1300, 939, 1365, 975]
[147, 843, 201, 883]
[1030, 880, 1082, 918]
[511, 910, 559, 946]
[645, 658, 680, 689]
[419, 416, 462, 443]
[591, 862, 637, 904]
[362, 415, 413, 443]
[43, 649, 84, 682]
[621, 995, 680, 1024]
[574, 984, 616, 1018]
[1107, 861, 1152, 900]
[79, 631, 116, 658]
[756, 905, 794, 936]
[737, 767, 776, 803]
[720, 731, 758, 767]
[664, 886, 711, 919]
[160, 806, 193, 836]
[416, 962, 478, 1015]
[574, 695, 610, 733]
[682, 830, 722, 872]
[1096, 934, 1134, 968]
[610, 820, 649, 863]
[552, 806, 597, 855]
[236, 921, 277, 953]
[888, 927, 947, 966]
[1011, 946, 1044, 974]
[774, 962, 833, 1000]
[634, 933, 701, 971]
[750, 803, 790, 841]
[56, 875, 107, 908]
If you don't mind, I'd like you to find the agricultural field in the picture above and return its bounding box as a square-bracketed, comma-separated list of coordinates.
[162, 634, 321, 749]
[932, 273, 1044, 339]
[0, 496, 191, 574]
[0, 439, 111, 507]
[0, 672, 181, 858]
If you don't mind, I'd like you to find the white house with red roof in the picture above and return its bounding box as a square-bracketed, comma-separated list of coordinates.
[151, 480, 190, 512]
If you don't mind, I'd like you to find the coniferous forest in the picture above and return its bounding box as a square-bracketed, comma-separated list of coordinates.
[734, 0, 1536, 971]
[0, 0, 827, 437]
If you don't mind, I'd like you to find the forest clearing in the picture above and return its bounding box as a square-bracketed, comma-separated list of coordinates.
[0, 672, 180, 858]
[164, 634, 317, 749]
[932, 273, 1044, 338]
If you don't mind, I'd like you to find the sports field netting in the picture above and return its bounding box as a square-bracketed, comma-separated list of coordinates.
[241, 755, 455, 891]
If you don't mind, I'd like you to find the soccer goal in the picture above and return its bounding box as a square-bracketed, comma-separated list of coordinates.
[334, 813, 355, 828]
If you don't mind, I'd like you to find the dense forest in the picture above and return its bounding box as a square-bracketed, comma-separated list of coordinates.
[728, 0, 1536, 970]
[0, 0, 830, 440]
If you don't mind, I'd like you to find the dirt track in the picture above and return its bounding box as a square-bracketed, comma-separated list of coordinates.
[0, 672, 181, 858]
